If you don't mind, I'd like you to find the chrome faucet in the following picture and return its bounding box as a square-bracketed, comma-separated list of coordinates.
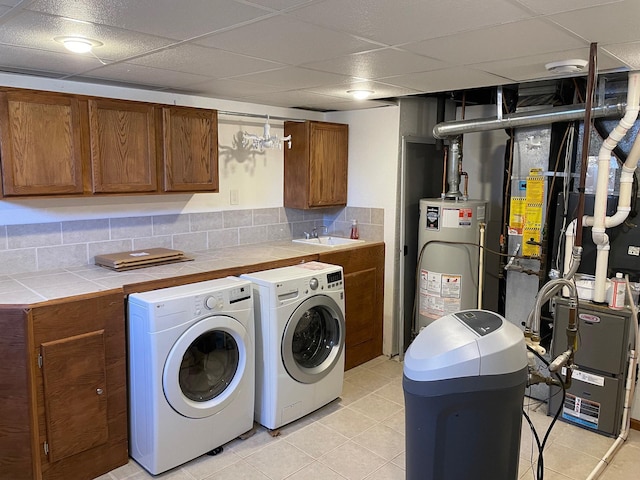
[311, 225, 328, 238]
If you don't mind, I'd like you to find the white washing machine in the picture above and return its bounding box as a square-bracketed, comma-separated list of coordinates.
[127, 277, 254, 475]
[241, 261, 345, 430]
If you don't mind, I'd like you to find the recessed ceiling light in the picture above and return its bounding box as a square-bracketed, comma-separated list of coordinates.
[54, 36, 103, 54]
[544, 59, 588, 74]
[347, 89, 374, 100]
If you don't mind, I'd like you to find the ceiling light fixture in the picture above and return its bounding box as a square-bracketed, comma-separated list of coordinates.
[242, 115, 292, 151]
[55, 36, 103, 54]
[544, 59, 588, 75]
[347, 89, 374, 100]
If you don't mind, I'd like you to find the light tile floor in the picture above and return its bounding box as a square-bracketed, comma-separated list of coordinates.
[98, 356, 640, 480]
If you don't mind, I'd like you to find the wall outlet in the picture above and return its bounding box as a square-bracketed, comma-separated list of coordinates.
[230, 189, 239, 205]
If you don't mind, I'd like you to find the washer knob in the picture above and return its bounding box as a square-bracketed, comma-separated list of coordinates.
[309, 277, 319, 290]
[205, 296, 217, 309]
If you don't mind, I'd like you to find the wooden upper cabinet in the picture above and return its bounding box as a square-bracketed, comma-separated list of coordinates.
[161, 106, 218, 192]
[88, 98, 157, 193]
[284, 120, 348, 209]
[0, 89, 84, 196]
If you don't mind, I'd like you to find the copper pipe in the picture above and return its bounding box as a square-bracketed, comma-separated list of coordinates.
[575, 42, 598, 248]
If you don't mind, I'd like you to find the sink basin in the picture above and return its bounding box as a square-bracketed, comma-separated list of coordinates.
[292, 236, 365, 247]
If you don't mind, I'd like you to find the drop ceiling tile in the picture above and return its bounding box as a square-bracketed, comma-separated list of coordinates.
[185, 78, 287, 99]
[289, 0, 533, 46]
[514, 0, 623, 15]
[0, 10, 175, 62]
[241, 89, 345, 109]
[240, 0, 319, 11]
[473, 48, 625, 81]
[0, 43, 104, 76]
[27, 0, 273, 40]
[548, 1, 640, 45]
[126, 43, 284, 78]
[308, 80, 421, 100]
[80, 63, 213, 89]
[194, 15, 380, 65]
[603, 42, 640, 69]
[301, 48, 451, 79]
[0, 0, 22, 6]
[228, 66, 352, 90]
[384, 67, 512, 94]
[403, 18, 586, 65]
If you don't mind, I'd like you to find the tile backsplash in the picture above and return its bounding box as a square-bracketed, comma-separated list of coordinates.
[0, 206, 383, 275]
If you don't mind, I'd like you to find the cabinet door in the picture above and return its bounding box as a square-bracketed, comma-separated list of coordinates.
[0, 89, 84, 196]
[319, 244, 384, 369]
[308, 122, 348, 207]
[161, 106, 218, 192]
[41, 330, 108, 463]
[89, 98, 157, 193]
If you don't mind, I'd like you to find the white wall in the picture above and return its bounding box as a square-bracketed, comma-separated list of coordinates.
[327, 107, 401, 356]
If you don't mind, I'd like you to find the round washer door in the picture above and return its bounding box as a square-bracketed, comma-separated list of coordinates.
[282, 294, 345, 384]
[163, 315, 249, 419]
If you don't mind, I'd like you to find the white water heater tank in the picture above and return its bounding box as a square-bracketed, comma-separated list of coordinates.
[416, 198, 487, 331]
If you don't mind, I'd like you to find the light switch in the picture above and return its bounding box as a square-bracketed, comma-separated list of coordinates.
[230, 189, 239, 205]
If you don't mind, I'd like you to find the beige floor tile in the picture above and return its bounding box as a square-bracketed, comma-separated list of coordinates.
[363, 462, 405, 479]
[108, 460, 146, 479]
[245, 440, 313, 479]
[339, 379, 370, 406]
[390, 452, 405, 470]
[381, 409, 405, 435]
[182, 451, 242, 480]
[352, 424, 405, 461]
[365, 359, 404, 379]
[284, 422, 349, 458]
[285, 461, 347, 479]
[540, 442, 601, 479]
[344, 369, 393, 393]
[349, 393, 403, 422]
[319, 406, 378, 438]
[599, 443, 640, 480]
[205, 461, 269, 479]
[548, 419, 616, 459]
[307, 397, 344, 421]
[319, 441, 386, 480]
[223, 427, 280, 458]
[370, 380, 404, 406]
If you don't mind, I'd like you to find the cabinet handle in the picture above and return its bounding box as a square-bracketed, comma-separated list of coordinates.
[96, 388, 104, 395]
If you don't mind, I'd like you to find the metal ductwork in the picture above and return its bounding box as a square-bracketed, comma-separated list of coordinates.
[432, 102, 626, 139]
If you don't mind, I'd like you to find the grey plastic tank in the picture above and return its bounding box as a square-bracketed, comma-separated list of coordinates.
[403, 309, 528, 480]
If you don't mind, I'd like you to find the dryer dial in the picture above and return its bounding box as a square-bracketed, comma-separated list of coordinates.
[309, 277, 319, 290]
[204, 296, 222, 310]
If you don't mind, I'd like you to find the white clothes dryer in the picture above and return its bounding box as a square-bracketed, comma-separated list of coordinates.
[241, 261, 345, 430]
[127, 277, 254, 475]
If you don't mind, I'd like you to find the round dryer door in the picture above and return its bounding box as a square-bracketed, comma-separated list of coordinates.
[163, 315, 249, 419]
[282, 294, 345, 384]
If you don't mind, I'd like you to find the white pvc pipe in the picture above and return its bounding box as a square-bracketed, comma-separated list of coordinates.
[478, 222, 485, 309]
[586, 277, 638, 480]
[588, 71, 640, 303]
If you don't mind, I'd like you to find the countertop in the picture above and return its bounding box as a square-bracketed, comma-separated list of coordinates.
[0, 239, 378, 305]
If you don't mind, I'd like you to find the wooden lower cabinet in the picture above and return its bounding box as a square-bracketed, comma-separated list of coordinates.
[0, 291, 128, 480]
[319, 244, 385, 370]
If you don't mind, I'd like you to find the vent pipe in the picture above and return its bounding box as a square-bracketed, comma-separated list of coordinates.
[433, 102, 626, 139]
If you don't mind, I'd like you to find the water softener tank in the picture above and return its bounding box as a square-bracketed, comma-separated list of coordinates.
[403, 310, 527, 480]
[417, 198, 486, 331]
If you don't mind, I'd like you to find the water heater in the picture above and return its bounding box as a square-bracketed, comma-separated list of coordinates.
[416, 198, 487, 331]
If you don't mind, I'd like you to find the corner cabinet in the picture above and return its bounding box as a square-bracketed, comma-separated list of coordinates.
[318, 243, 384, 370]
[284, 120, 348, 209]
[0, 89, 85, 197]
[0, 87, 219, 197]
[0, 291, 128, 480]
